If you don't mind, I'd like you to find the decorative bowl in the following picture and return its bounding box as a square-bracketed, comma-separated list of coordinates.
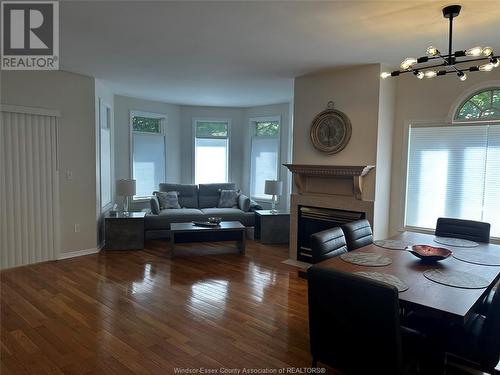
[207, 217, 222, 225]
[409, 245, 452, 262]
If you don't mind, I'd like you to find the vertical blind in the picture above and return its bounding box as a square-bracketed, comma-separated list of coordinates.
[406, 123, 500, 237]
[1, 110, 60, 269]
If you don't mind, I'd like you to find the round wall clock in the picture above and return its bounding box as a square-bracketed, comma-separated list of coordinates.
[310, 101, 352, 154]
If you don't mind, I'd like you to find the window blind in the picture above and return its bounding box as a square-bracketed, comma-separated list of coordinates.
[195, 138, 228, 184]
[406, 124, 500, 237]
[132, 133, 165, 198]
[250, 137, 279, 200]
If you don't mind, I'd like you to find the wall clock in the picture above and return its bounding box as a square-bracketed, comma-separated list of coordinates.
[310, 101, 352, 154]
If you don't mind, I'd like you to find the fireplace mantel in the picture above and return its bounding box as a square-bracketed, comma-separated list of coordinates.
[284, 164, 375, 200]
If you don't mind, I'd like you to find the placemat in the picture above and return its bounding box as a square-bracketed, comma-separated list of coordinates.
[434, 237, 478, 248]
[355, 272, 409, 292]
[423, 269, 490, 289]
[452, 250, 500, 266]
[374, 239, 411, 250]
[340, 252, 392, 266]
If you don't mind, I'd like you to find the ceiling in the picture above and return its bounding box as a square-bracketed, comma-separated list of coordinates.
[60, 1, 500, 107]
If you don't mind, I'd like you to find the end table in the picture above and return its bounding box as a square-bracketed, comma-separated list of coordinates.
[254, 210, 290, 244]
[104, 212, 146, 250]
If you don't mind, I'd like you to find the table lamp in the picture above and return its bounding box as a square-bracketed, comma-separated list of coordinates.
[116, 179, 136, 214]
[264, 180, 283, 214]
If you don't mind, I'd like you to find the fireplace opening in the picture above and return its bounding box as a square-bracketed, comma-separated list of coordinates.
[297, 205, 365, 263]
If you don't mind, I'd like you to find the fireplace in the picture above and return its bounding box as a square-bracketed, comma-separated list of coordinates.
[284, 164, 375, 261]
[297, 205, 365, 262]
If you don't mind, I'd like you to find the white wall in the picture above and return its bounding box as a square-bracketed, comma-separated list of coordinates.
[1, 70, 98, 254]
[114, 94, 182, 187]
[243, 103, 291, 210]
[389, 70, 500, 236]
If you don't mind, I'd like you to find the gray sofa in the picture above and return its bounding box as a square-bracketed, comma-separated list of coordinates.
[144, 183, 259, 233]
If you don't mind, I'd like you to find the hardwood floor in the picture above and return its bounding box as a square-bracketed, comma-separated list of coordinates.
[1, 240, 320, 374]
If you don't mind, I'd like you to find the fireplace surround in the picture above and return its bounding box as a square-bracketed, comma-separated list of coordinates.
[284, 164, 375, 261]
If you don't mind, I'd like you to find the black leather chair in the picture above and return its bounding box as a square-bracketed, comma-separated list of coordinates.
[310, 227, 348, 264]
[307, 266, 422, 374]
[341, 219, 374, 251]
[435, 217, 491, 243]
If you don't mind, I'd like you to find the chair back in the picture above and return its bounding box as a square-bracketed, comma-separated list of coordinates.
[341, 219, 374, 251]
[307, 267, 403, 374]
[435, 217, 490, 243]
[479, 287, 500, 369]
[310, 227, 348, 264]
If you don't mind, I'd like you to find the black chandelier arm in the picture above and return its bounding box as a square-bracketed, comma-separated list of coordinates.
[391, 54, 499, 75]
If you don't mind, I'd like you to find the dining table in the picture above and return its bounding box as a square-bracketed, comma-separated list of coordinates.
[316, 231, 500, 325]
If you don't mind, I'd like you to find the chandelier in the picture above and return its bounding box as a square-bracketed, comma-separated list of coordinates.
[381, 5, 499, 81]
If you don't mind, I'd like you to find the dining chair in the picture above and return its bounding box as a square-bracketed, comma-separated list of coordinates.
[341, 219, 374, 251]
[435, 217, 491, 243]
[307, 266, 423, 374]
[310, 227, 348, 264]
[444, 286, 500, 374]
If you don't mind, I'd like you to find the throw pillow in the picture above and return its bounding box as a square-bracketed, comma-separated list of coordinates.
[218, 189, 240, 208]
[155, 191, 181, 209]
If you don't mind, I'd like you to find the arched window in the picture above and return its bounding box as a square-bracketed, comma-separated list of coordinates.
[455, 88, 500, 121]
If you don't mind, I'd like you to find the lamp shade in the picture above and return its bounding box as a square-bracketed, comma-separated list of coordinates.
[264, 180, 283, 196]
[116, 179, 136, 196]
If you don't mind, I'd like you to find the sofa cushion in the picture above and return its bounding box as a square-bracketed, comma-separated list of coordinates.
[155, 191, 181, 209]
[159, 183, 198, 208]
[218, 189, 239, 208]
[198, 183, 236, 208]
[200, 208, 255, 226]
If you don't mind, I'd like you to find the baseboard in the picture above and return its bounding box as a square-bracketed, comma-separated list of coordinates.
[58, 246, 101, 260]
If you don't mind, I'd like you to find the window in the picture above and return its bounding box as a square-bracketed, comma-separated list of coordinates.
[194, 120, 229, 184]
[131, 112, 166, 199]
[405, 121, 500, 238]
[455, 89, 500, 121]
[99, 100, 112, 210]
[250, 118, 280, 200]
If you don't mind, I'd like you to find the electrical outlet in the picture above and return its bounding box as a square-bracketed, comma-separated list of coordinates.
[66, 170, 73, 181]
[74, 224, 80, 233]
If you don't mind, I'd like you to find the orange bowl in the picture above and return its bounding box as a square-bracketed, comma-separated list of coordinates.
[409, 245, 452, 262]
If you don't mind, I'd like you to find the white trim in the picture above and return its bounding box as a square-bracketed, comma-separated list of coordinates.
[192, 118, 231, 184]
[99, 99, 113, 212]
[58, 247, 101, 260]
[0, 104, 61, 117]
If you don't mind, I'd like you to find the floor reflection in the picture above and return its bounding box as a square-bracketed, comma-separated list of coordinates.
[189, 279, 229, 320]
[131, 263, 156, 295]
[247, 262, 278, 303]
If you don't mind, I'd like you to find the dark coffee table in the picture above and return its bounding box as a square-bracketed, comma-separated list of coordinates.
[169, 221, 246, 258]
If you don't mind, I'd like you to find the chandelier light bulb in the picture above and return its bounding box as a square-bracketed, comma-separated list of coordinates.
[465, 46, 483, 56]
[482, 46, 494, 56]
[426, 46, 439, 56]
[380, 72, 391, 79]
[424, 70, 437, 78]
[492, 58, 500, 68]
[479, 63, 495, 72]
[416, 71, 425, 79]
[400, 57, 417, 70]
[457, 72, 467, 81]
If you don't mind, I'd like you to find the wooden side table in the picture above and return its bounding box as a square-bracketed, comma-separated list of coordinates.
[104, 212, 146, 250]
[254, 210, 290, 244]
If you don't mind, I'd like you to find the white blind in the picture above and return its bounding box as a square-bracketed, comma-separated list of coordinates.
[195, 138, 228, 184]
[406, 124, 500, 237]
[250, 137, 279, 200]
[133, 133, 165, 198]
